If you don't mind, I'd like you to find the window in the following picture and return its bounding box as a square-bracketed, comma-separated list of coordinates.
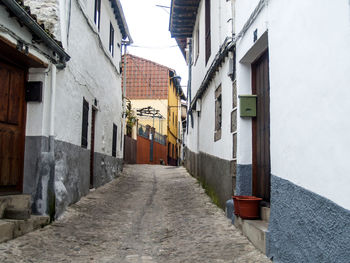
[214, 85, 222, 141]
[195, 26, 199, 63]
[112, 124, 117, 157]
[94, 0, 101, 30]
[205, 0, 211, 64]
[81, 98, 89, 148]
[109, 22, 114, 57]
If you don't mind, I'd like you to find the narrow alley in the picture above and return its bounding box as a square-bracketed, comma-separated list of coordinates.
[0, 165, 269, 263]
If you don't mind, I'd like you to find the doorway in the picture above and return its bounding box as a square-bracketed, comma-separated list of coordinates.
[252, 51, 271, 203]
[0, 60, 27, 194]
[90, 108, 96, 188]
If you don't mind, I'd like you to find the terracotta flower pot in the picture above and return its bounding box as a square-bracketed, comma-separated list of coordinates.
[232, 196, 251, 216]
[236, 196, 262, 219]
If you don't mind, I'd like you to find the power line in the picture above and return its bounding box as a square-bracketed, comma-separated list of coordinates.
[130, 44, 178, 49]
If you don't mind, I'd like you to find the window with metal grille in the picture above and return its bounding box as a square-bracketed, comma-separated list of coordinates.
[94, 0, 101, 30]
[205, 0, 211, 64]
[109, 22, 114, 57]
[214, 85, 222, 141]
[112, 123, 117, 157]
[81, 98, 89, 148]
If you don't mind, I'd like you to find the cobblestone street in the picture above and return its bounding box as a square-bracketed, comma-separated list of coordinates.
[0, 165, 270, 263]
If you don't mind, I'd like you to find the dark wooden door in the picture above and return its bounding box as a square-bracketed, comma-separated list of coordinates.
[0, 61, 26, 194]
[90, 108, 96, 188]
[252, 51, 270, 202]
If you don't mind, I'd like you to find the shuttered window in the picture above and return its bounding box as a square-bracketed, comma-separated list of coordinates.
[81, 98, 89, 148]
[205, 0, 211, 64]
[94, 0, 101, 30]
[112, 123, 117, 157]
[109, 22, 114, 57]
[214, 85, 222, 141]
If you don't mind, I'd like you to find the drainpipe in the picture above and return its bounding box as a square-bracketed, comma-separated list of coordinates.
[122, 40, 131, 152]
[49, 64, 57, 152]
[187, 38, 193, 133]
[47, 64, 57, 221]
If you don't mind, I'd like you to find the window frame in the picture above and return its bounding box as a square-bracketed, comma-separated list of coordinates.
[112, 123, 117, 157]
[205, 0, 211, 65]
[94, 0, 101, 31]
[109, 22, 115, 57]
[81, 98, 89, 148]
[214, 84, 222, 141]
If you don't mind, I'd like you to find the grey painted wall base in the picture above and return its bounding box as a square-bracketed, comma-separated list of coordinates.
[268, 175, 350, 262]
[23, 137, 123, 219]
[236, 164, 252, 195]
[184, 147, 234, 208]
[93, 152, 123, 188]
[54, 140, 90, 218]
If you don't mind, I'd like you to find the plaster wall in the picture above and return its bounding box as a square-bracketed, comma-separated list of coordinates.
[235, 1, 268, 165]
[191, 0, 233, 97]
[186, 111, 199, 154]
[236, 0, 350, 210]
[268, 0, 350, 210]
[54, 0, 124, 159]
[197, 59, 233, 160]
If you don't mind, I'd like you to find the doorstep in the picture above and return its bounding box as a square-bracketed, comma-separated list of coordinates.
[0, 215, 50, 243]
[233, 206, 270, 255]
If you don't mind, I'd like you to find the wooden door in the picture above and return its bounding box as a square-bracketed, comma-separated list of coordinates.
[252, 51, 270, 203]
[0, 61, 26, 194]
[90, 108, 96, 188]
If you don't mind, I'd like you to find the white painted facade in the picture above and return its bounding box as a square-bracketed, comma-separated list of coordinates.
[0, 0, 130, 217]
[236, 0, 350, 210]
[24, 0, 128, 158]
[186, 0, 235, 161]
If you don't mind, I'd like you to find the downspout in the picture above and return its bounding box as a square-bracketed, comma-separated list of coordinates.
[187, 38, 194, 132]
[48, 64, 57, 221]
[49, 64, 57, 151]
[122, 40, 131, 152]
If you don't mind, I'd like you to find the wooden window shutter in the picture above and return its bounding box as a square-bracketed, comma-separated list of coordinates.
[205, 0, 211, 64]
[112, 123, 117, 157]
[81, 98, 89, 148]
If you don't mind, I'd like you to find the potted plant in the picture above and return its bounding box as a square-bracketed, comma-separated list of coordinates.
[232, 196, 250, 216]
[234, 196, 262, 219]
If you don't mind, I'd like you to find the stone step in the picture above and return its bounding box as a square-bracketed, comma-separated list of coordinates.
[0, 195, 31, 219]
[234, 215, 268, 254]
[260, 206, 270, 222]
[0, 215, 50, 243]
[3, 208, 31, 220]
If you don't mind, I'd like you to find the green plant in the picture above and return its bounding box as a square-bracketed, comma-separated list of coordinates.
[126, 101, 136, 137]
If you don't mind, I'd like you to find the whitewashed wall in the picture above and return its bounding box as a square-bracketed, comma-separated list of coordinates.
[54, 0, 124, 158]
[191, 0, 233, 97]
[198, 60, 233, 160]
[236, 0, 350, 210]
[186, 0, 234, 160]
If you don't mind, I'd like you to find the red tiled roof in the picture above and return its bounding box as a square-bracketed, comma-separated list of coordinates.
[122, 54, 174, 100]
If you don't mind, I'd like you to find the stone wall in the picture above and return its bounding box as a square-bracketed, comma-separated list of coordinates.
[24, 0, 61, 40]
[184, 147, 235, 208]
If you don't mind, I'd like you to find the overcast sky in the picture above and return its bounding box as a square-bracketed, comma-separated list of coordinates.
[119, 0, 188, 91]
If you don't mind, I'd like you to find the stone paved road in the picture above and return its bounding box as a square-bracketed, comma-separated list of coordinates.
[0, 165, 270, 263]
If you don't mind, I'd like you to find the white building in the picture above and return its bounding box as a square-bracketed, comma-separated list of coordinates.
[171, 0, 350, 261]
[235, 0, 350, 261]
[0, 0, 131, 219]
[170, 0, 236, 207]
